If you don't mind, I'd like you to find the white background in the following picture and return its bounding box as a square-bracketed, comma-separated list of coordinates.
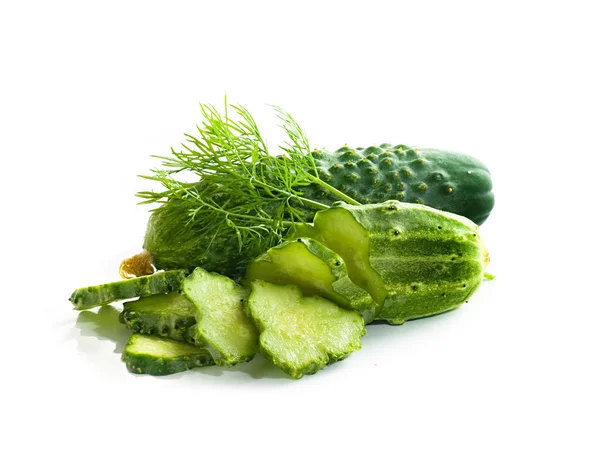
[1, 1, 598, 449]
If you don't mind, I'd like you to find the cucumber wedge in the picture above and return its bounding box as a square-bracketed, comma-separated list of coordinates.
[183, 268, 258, 366]
[248, 280, 365, 379]
[122, 333, 214, 376]
[243, 238, 376, 322]
[119, 292, 196, 342]
[69, 270, 186, 310]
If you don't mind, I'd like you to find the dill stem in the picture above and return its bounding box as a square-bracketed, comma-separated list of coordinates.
[307, 175, 362, 206]
[250, 179, 330, 211]
[194, 198, 295, 226]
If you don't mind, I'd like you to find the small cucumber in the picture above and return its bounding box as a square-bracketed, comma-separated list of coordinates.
[183, 267, 258, 366]
[119, 292, 196, 342]
[69, 270, 186, 310]
[243, 237, 376, 322]
[308, 144, 495, 225]
[292, 200, 487, 324]
[248, 280, 365, 379]
[122, 333, 214, 376]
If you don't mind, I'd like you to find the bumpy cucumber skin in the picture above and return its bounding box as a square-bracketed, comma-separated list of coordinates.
[304, 144, 494, 225]
[122, 334, 214, 376]
[248, 280, 364, 379]
[69, 270, 187, 310]
[242, 238, 376, 322]
[119, 293, 196, 342]
[183, 268, 258, 366]
[143, 200, 256, 280]
[304, 200, 487, 325]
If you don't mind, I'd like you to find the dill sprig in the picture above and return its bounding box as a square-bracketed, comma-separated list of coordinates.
[136, 99, 360, 260]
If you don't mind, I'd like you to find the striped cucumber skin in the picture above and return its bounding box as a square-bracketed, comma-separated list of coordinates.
[242, 238, 376, 322]
[122, 334, 214, 376]
[69, 270, 187, 310]
[119, 292, 196, 342]
[305, 200, 487, 325]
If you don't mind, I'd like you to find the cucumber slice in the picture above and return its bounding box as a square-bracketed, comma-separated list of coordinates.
[243, 237, 376, 322]
[248, 280, 365, 379]
[69, 270, 187, 310]
[122, 334, 214, 376]
[119, 292, 196, 342]
[183, 268, 258, 366]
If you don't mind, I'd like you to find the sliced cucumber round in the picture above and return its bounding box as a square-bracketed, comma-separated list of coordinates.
[183, 268, 258, 366]
[248, 280, 365, 379]
[122, 334, 214, 376]
[69, 270, 187, 311]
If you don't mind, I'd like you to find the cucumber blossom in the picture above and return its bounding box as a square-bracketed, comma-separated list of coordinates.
[292, 200, 487, 325]
[242, 237, 376, 322]
[305, 144, 494, 225]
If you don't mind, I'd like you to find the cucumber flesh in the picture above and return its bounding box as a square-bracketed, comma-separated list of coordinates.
[69, 270, 187, 310]
[122, 334, 214, 376]
[248, 280, 365, 379]
[299, 201, 487, 324]
[242, 238, 376, 322]
[183, 268, 258, 366]
[119, 292, 196, 342]
[291, 209, 389, 311]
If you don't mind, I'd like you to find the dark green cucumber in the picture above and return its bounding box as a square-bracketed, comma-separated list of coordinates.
[183, 267, 258, 366]
[69, 270, 187, 310]
[119, 292, 196, 342]
[242, 237, 376, 322]
[122, 334, 214, 376]
[248, 280, 365, 379]
[306, 144, 494, 225]
[291, 200, 487, 325]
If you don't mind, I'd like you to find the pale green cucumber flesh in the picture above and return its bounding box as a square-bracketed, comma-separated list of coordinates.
[69, 270, 187, 310]
[120, 292, 196, 341]
[122, 334, 214, 376]
[242, 238, 375, 322]
[293, 208, 389, 310]
[183, 268, 258, 366]
[248, 280, 364, 379]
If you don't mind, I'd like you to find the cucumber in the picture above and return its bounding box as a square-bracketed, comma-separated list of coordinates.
[292, 200, 487, 324]
[122, 334, 214, 376]
[119, 292, 196, 342]
[242, 237, 376, 322]
[182, 267, 258, 366]
[307, 144, 495, 225]
[69, 270, 187, 310]
[248, 280, 365, 379]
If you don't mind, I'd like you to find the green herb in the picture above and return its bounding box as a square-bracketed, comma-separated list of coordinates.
[137, 100, 359, 262]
